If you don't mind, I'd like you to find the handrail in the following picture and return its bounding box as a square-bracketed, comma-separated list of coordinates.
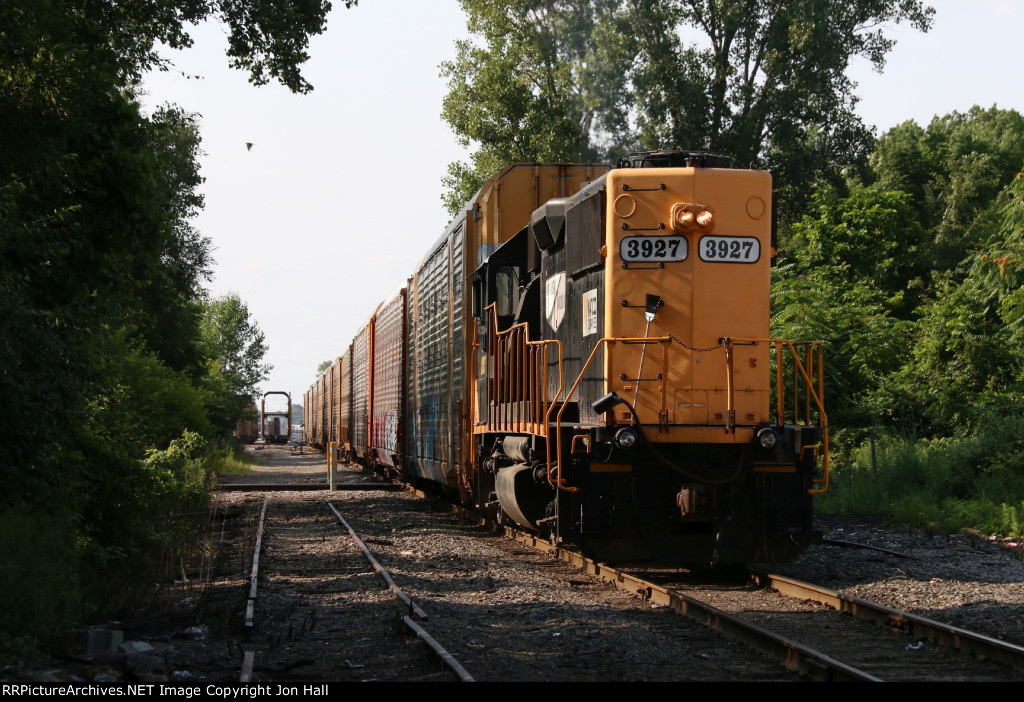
[550, 336, 672, 492]
[476, 303, 567, 490]
[549, 335, 828, 495]
[484, 305, 564, 435]
[477, 314, 828, 496]
[733, 338, 829, 495]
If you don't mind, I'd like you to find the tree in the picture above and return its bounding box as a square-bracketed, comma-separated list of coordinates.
[201, 293, 273, 400]
[631, 1, 932, 215]
[1, 0, 345, 487]
[440, 0, 632, 214]
[786, 187, 929, 316]
[71, 0, 355, 94]
[884, 169, 1024, 435]
[0, 0, 350, 655]
[441, 0, 934, 220]
[316, 360, 333, 376]
[776, 109, 1024, 436]
[771, 262, 911, 427]
[772, 185, 929, 426]
[869, 106, 1024, 270]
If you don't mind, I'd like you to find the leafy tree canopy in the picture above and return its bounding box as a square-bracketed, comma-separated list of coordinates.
[201, 293, 273, 400]
[774, 107, 1024, 437]
[0, 0, 351, 651]
[771, 262, 911, 427]
[885, 169, 1024, 435]
[440, 0, 632, 214]
[869, 106, 1024, 269]
[3, 0, 355, 95]
[441, 0, 933, 219]
[785, 187, 929, 316]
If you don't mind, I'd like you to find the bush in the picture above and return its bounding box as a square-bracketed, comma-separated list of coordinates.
[819, 427, 1024, 538]
[202, 439, 257, 476]
[0, 507, 83, 663]
[141, 430, 209, 513]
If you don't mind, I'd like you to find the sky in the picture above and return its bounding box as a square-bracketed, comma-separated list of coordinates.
[140, 0, 1024, 409]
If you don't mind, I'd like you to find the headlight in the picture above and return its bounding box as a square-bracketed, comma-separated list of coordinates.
[756, 427, 779, 449]
[670, 203, 715, 233]
[615, 427, 638, 449]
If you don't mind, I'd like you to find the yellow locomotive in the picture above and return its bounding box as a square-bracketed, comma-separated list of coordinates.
[307, 150, 828, 564]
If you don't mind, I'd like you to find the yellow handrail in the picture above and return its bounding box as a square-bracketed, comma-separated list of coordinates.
[733, 338, 829, 495]
[484, 307, 564, 435]
[549, 336, 671, 492]
[477, 312, 829, 496]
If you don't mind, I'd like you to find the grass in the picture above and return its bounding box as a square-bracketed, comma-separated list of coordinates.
[818, 429, 1024, 539]
[202, 441, 256, 476]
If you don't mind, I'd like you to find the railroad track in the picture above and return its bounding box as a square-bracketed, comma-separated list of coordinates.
[209, 477, 1022, 681]
[237, 496, 472, 682]
[219, 485, 799, 681]
[325, 499, 474, 682]
[505, 529, 1024, 681]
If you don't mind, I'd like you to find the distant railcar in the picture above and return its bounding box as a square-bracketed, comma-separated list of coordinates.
[234, 402, 259, 444]
[261, 391, 292, 445]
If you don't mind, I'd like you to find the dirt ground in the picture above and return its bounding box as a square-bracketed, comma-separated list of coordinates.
[7, 443, 1023, 683]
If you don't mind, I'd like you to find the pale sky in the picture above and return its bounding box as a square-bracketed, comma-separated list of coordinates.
[140, 0, 1024, 408]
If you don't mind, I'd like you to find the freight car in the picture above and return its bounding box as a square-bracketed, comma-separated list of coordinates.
[234, 401, 260, 444]
[306, 152, 828, 564]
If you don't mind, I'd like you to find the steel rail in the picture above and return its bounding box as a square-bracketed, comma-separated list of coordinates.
[326, 500, 475, 682]
[756, 572, 1024, 671]
[326, 500, 428, 619]
[239, 651, 255, 683]
[402, 616, 476, 682]
[506, 530, 878, 681]
[215, 482, 398, 492]
[820, 538, 920, 559]
[244, 499, 270, 628]
[401, 490, 1021, 680]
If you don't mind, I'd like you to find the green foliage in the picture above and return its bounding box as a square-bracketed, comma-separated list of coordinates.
[441, 0, 933, 219]
[870, 106, 1024, 269]
[200, 294, 272, 399]
[630, 0, 932, 219]
[42, 0, 350, 94]
[94, 331, 215, 450]
[820, 428, 1024, 539]
[773, 108, 1024, 534]
[880, 155, 1024, 436]
[776, 108, 1024, 437]
[787, 188, 929, 310]
[885, 275, 1013, 434]
[141, 430, 210, 513]
[197, 293, 272, 437]
[203, 439, 258, 476]
[0, 0, 342, 655]
[440, 0, 631, 214]
[773, 263, 911, 426]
